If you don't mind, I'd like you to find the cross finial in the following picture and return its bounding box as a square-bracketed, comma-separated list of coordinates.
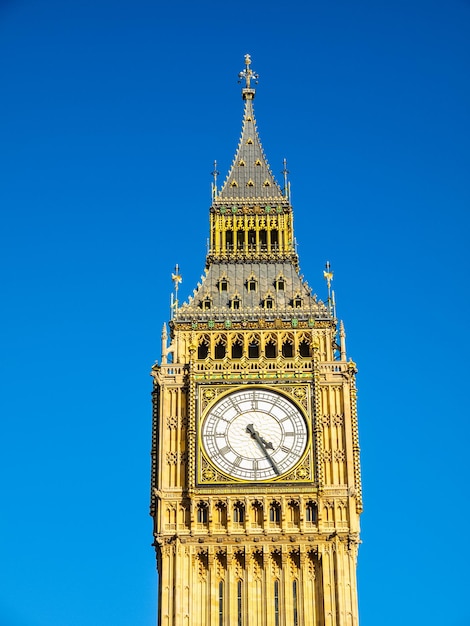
[238, 53, 259, 94]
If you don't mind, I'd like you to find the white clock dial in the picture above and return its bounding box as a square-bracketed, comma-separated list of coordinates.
[201, 388, 308, 481]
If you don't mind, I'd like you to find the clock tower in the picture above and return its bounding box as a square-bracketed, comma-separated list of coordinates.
[150, 55, 362, 626]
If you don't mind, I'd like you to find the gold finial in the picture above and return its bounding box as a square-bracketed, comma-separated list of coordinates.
[282, 158, 290, 200]
[323, 261, 334, 313]
[170, 264, 182, 318]
[211, 160, 220, 201]
[238, 54, 259, 95]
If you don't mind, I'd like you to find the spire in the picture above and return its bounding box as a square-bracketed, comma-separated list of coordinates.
[216, 55, 285, 203]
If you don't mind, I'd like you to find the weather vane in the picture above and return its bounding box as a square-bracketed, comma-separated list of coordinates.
[238, 53, 259, 89]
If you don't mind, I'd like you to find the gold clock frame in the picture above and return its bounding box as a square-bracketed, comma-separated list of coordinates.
[196, 382, 315, 485]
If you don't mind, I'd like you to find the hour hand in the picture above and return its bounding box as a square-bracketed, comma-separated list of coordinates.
[246, 424, 280, 475]
[246, 424, 273, 449]
[259, 435, 274, 450]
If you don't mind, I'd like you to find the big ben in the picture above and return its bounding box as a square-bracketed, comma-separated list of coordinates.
[150, 55, 362, 626]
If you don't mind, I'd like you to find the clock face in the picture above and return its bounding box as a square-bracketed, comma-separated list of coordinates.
[201, 388, 308, 481]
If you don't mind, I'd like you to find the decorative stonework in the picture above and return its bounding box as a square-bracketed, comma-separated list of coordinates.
[334, 450, 345, 462]
[166, 416, 178, 429]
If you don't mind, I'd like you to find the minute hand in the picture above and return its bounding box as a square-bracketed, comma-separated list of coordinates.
[246, 424, 280, 475]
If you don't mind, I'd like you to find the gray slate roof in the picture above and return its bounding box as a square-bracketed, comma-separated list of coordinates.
[175, 262, 330, 322]
[216, 97, 285, 203]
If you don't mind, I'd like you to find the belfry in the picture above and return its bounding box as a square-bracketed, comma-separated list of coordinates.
[150, 55, 362, 626]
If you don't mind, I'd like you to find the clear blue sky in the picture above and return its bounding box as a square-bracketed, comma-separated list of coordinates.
[1, 1, 469, 624]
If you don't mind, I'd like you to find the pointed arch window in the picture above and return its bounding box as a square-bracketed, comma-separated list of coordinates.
[215, 501, 227, 529]
[282, 339, 293, 358]
[246, 137, 254, 145]
[197, 502, 208, 525]
[265, 337, 276, 359]
[252, 501, 263, 527]
[197, 336, 209, 360]
[233, 503, 245, 524]
[255, 159, 262, 166]
[263, 179, 271, 187]
[306, 501, 317, 523]
[248, 341, 259, 359]
[231, 336, 243, 359]
[238, 159, 246, 166]
[269, 502, 281, 525]
[246, 179, 254, 187]
[299, 338, 310, 357]
[214, 340, 226, 360]
[230, 180, 238, 187]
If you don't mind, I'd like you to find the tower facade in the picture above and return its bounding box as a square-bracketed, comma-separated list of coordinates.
[150, 56, 362, 626]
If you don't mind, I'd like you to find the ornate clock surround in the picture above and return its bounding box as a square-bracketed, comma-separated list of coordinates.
[196, 382, 315, 485]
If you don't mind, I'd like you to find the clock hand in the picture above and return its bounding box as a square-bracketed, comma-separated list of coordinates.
[246, 424, 280, 475]
[259, 436, 274, 450]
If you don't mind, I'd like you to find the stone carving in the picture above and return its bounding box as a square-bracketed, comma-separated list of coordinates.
[334, 449, 345, 462]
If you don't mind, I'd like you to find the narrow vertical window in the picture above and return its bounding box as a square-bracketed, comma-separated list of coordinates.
[219, 581, 224, 626]
[293, 580, 298, 626]
[237, 580, 243, 626]
[274, 580, 280, 626]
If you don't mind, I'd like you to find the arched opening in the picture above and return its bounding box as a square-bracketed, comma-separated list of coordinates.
[269, 503, 281, 525]
[197, 503, 208, 525]
[214, 341, 226, 359]
[306, 501, 317, 523]
[198, 339, 209, 360]
[248, 340, 259, 359]
[259, 229, 267, 250]
[282, 340, 293, 358]
[233, 503, 245, 524]
[226, 230, 233, 251]
[270, 229, 279, 249]
[299, 339, 310, 357]
[265, 339, 276, 359]
[232, 338, 243, 359]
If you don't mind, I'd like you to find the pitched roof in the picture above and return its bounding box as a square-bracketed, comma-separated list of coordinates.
[215, 67, 285, 203]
